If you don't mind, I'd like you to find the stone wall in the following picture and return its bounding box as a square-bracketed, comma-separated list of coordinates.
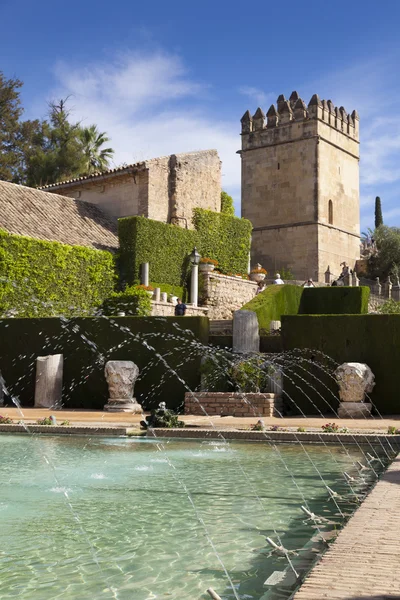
[184, 392, 283, 417]
[43, 150, 221, 227]
[199, 272, 257, 319]
[151, 301, 208, 317]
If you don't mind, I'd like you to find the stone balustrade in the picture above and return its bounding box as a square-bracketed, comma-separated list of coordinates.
[151, 301, 208, 317]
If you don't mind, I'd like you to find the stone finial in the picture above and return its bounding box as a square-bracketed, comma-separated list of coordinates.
[308, 94, 322, 118]
[279, 100, 293, 124]
[252, 107, 265, 131]
[294, 97, 307, 120]
[289, 91, 299, 108]
[277, 94, 287, 113]
[241, 110, 253, 134]
[267, 104, 279, 128]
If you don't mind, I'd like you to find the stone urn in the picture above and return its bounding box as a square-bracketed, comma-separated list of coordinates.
[334, 362, 375, 418]
[199, 263, 215, 273]
[104, 360, 142, 413]
[250, 263, 266, 283]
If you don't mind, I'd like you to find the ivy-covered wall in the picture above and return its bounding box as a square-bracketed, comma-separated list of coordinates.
[281, 314, 400, 414]
[0, 229, 115, 317]
[118, 210, 252, 288]
[0, 316, 209, 410]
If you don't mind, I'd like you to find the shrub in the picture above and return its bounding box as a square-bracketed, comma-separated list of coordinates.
[0, 415, 12, 424]
[103, 285, 152, 316]
[321, 422, 339, 433]
[140, 403, 185, 429]
[229, 355, 272, 393]
[378, 299, 400, 314]
[0, 229, 115, 318]
[36, 417, 53, 425]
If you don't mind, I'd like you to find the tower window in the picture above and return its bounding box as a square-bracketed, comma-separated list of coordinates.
[277, 162, 280, 170]
[328, 200, 333, 225]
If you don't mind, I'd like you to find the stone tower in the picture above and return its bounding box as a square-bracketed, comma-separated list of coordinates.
[240, 92, 360, 281]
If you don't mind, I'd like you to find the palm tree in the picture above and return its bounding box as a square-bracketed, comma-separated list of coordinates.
[79, 125, 114, 175]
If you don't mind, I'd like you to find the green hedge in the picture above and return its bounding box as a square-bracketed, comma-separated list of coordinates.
[0, 316, 209, 410]
[0, 229, 115, 317]
[192, 208, 252, 275]
[103, 286, 152, 316]
[118, 210, 252, 288]
[241, 285, 303, 333]
[281, 314, 400, 414]
[241, 285, 370, 332]
[299, 286, 370, 315]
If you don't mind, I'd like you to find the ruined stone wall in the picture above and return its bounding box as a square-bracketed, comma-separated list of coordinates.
[54, 173, 145, 219]
[199, 272, 257, 319]
[240, 92, 360, 282]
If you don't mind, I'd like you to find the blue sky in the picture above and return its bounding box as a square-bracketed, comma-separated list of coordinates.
[1, 0, 399, 229]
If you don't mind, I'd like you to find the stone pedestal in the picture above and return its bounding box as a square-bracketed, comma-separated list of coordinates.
[338, 402, 373, 418]
[334, 362, 375, 418]
[34, 354, 63, 408]
[104, 360, 142, 413]
[233, 310, 259, 353]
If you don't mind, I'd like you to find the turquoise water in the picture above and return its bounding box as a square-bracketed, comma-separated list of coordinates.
[0, 435, 387, 599]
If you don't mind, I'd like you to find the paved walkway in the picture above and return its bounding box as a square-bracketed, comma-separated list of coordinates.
[0, 408, 399, 432]
[294, 455, 400, 600]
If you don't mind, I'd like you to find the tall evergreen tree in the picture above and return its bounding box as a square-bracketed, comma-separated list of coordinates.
[375, 196, 383, 228]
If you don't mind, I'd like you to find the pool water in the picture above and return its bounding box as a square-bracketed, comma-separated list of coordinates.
[0, 435, 387, 599]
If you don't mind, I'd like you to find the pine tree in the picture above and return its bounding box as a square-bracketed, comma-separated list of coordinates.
[375, 196, 383, 229]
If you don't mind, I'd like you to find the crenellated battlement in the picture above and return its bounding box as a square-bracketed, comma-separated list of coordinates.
[241, 91, 359, 141]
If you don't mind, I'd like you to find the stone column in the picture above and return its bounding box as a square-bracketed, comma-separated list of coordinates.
[160, 292, 168, 303]
[34, 354, 63, 409]
[392, 277, 400, 302]
[386, 276, 392, 299]
[352, 271, 359, 286]
[141, 263, 149, 286]
[334, 362, 374, 418]
[104, 361, 142, 413]
[233, 310, 259, 353]
[154, 287, 161, 302]
[191, 264, 199, 307]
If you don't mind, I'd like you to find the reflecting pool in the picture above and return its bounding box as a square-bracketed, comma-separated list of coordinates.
[0, 435, 388, 599]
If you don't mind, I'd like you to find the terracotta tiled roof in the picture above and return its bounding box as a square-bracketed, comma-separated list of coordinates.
[38, 161, 146, 190]
[0, 180, 118, 251]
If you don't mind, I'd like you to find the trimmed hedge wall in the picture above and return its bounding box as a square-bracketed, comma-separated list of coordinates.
[0, 229, 116, 317]
[0, 316, 209, 410]
[281, 314, 400, 415]
[299, 286, 370, 315]
[241, 285, 370, 332]
[241, 285, 303, 333]
[118, 210, 252, 288]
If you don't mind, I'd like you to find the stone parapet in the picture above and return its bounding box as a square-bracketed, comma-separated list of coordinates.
[199, 272, 257, 320]
[184, 392, 282, 417]
[151, 301, 208, 317]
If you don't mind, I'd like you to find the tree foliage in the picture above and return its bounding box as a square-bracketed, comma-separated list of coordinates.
[0, 71, 114, 187]
[375, 196, 383, 228]
[220, 191, 235, 216]
[371, 225, 400, 278]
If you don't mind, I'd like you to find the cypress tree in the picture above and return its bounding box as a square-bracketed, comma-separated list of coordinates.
[375, 196, 383, 228]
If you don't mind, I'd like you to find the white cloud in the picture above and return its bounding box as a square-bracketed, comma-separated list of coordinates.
[50, 51, 241, 195]
[238, 86, 275, 108]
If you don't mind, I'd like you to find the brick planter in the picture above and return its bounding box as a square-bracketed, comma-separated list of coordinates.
[184, 392, 282, 417]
